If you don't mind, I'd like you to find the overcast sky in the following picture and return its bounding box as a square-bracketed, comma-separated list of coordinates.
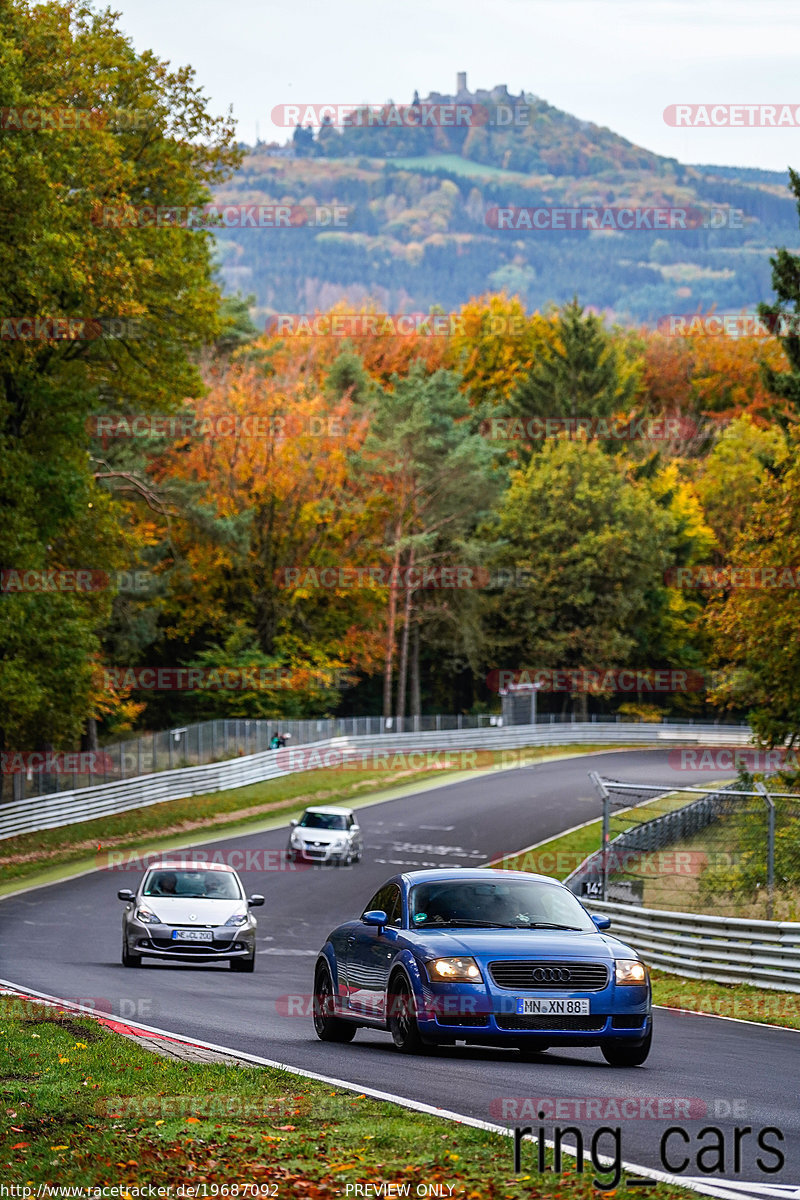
[110, 0, 800, 172]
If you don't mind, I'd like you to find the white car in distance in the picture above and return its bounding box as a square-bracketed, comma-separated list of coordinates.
[287, 805, 363, 866]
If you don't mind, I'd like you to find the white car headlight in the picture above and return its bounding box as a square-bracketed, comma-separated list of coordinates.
[136, 906, 161, 924]
[615, 959, 648, 985]
[330, 838, 347, 850]
[290, 830, 303, 846]
[224, 911, 249, 927]
[427, 956, 483, 982]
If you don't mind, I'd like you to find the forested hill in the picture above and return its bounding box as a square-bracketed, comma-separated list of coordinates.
[212, 80, 797, 324]
[286, 81, 669, 176]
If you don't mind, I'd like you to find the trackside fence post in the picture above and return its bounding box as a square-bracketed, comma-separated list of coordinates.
[756, 780, 776, 920]
[589, 770, 611, 902]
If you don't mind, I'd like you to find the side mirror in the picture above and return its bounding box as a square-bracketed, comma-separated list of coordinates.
[117, 889, 134, 902]
[289, 818, 298, 827]
[248, 894, 265, 907]
[362, 909, 387, 929]
[591, 914, 611, 930]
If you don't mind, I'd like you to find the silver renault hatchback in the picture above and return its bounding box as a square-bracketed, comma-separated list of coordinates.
[118, 860, 264, 971]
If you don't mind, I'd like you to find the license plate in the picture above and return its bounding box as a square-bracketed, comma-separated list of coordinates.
[172, 929, 213, 942]
[516, 997, 590, 1015]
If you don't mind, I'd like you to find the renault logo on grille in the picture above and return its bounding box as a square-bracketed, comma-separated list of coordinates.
[533, 967, 571, 982]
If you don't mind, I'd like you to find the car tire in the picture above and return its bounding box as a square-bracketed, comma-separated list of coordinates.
[230, 953, 255, 973]
[121, 941, 141, 968]
[601, 1024, 652, 1067]
[388, 973, 426, 1055]
[313, 963, 356, 1042]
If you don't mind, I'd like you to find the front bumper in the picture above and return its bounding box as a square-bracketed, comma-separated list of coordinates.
[288, 841, 350, 864]
[415, 980, 651, 1045]
[126, 921, 256, 962]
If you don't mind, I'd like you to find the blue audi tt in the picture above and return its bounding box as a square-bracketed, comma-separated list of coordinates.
[313, 868, 652, 1065]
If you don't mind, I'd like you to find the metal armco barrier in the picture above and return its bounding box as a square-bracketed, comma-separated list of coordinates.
[588, 900, 800, 992]
[0, 721, 752, 840]
[563, 780, 740, 900]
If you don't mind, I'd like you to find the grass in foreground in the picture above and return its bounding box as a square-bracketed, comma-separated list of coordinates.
[0, 998, 698, 1197]
[0, 744, 625, 892]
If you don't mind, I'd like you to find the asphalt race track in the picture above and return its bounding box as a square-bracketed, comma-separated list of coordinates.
[2, 749, 798, 1189]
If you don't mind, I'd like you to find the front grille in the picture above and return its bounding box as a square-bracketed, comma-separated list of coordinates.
[489, 960, 609, 991]
[496, 1014, 606, 1032]
[150, 937, 228, 951]
[611, 1014, 646, 1029]
[436, 1012, 490, 1027]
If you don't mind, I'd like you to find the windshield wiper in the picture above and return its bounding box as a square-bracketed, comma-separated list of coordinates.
[427, 919, 514, 928]
[516, 922, 583, 930]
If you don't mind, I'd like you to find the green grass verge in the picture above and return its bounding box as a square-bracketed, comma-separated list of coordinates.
[0, 744, 629, 895]
[0, 998, 698, 1196]
[495, 792, 800, 1032]
[380, 152, 528, 179]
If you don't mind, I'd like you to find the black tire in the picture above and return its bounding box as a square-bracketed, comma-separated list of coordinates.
[230, 953, 255, 973]
[313, 963, 356, 1042]
[601, 1024, 652, 1067]
[121, 941, 141, 968]
[388, 973, 426, 1054]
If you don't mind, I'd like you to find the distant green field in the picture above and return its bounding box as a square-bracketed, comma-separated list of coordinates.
[377, 153, 525, 180]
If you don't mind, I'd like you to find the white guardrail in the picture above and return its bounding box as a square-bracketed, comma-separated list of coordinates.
[590, 900, 800, 993]
[0, 720, 753, 840]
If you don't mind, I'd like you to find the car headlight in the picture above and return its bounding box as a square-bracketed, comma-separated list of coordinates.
[615, 959, 648, 985]
[330, 838, 347, 850]
[427, 956, 483, 982]
[290, 831, 303, 846]
[136, 906, 161, 924]
[224, 911, 249, 927]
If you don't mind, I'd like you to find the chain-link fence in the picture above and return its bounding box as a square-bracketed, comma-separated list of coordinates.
[565, 773, 800, 920]
[3, 710, 751, 805]
[3, 712, 511, 803]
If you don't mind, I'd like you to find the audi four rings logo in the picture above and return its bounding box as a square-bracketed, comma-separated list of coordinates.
[533, 967, 571, 982]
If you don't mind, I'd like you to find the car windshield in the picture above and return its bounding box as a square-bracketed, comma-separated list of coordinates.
[143, 870, 241, 900]
[299, 812, 348, 830]
[408, 879, 595, 931]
